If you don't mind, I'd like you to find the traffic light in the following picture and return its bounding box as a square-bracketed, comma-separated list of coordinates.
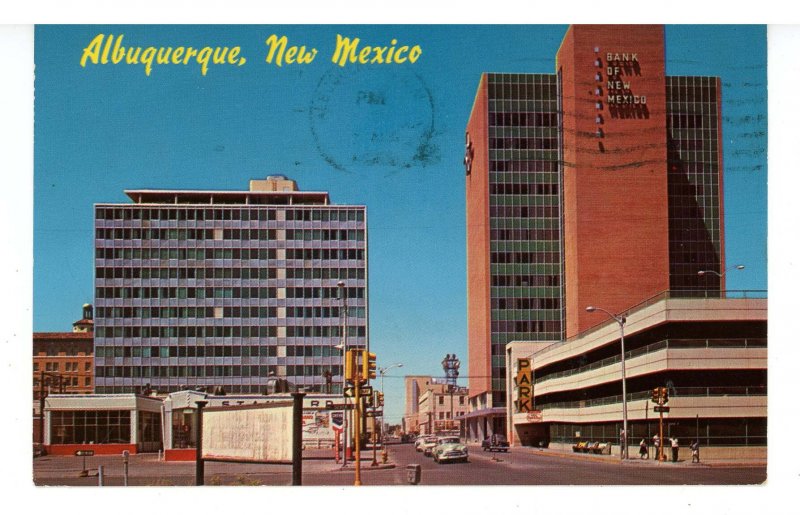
[377, 392, 384, 406]
[362, 351, 377, 381]
[651, 388, 660, 404]
[345, 349, 358, 383]
[661, 386, 669, 404]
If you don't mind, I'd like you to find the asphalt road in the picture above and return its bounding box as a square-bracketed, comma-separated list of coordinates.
[32, 444, 766, 486]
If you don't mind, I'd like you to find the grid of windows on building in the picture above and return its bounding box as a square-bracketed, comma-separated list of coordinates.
[50, 410, 132, 445]
[666, 76, 723, 292]
[549, 418, 766, 447]
[487, 73, 566, 406]
[94, 203, 367, 394]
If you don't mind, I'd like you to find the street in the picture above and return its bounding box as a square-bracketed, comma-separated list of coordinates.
[33, 443, 766, 486]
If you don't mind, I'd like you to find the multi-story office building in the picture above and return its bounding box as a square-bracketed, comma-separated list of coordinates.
[464, 25, 730, 441]
[506, 295, 766, 459]
[94, 176, 367, 395]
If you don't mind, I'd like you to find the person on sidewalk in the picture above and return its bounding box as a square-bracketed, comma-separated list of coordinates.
[690, 440, 700, 463]
[639, 438, 648, 460]
[652, 434, 660, 460]
[671, 437, 679, 462]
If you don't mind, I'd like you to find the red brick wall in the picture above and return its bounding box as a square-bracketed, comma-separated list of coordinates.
[466, 75, 491, 397]
[558, 25, 671, 337]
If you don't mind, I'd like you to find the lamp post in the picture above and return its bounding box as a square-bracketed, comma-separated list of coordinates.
[698, 265, 744, 298]
[585, 306, 628, 460]
[337, 280, 348, 466]
[378, 363, 403, 462]
[697, 264, 745, 278]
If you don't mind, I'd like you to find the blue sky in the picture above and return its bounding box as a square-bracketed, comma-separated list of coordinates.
[33, 25, 767, 422]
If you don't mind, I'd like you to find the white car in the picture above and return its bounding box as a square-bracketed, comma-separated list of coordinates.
[414, 436, 428, 452]
[433, 437, 469, 464]
[421, 436, 439, 456]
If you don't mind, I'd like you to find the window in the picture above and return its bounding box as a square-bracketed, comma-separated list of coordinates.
[50, 410, 131, 445]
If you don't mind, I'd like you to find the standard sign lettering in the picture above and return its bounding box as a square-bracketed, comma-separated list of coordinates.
[514, 358, 533, 413]
[605, 51, 646, 106]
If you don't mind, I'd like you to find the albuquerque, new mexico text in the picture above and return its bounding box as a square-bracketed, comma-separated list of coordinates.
[80, 34, 424, 76]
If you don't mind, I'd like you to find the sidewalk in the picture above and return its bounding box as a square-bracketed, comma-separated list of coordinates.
[468, 444, 766, 468]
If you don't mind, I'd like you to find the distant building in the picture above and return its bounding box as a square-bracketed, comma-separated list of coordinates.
[93, 176, 368, 395]
[418, 386, 469, 435]
[33, 304, 95, 446]
[402, 375, 468, 435]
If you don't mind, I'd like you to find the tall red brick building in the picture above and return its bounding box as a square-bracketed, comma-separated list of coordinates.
[464, 25, 725, 441]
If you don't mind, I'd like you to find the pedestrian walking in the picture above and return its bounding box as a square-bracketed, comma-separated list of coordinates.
[671, 437, 679, 462]
[639, 438, 648, 459]
[690, 440, 700, 463]
[652, 434, 660, 460]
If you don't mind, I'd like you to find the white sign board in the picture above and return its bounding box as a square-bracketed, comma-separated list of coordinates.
[202, 402, 293, 463]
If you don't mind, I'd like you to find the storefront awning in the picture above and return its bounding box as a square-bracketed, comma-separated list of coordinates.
[457, 407, 505, 420]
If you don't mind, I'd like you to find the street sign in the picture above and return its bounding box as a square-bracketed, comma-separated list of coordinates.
[327, 403, 353, 410]
[75, 450, 94, 456]
[343, 386, 373, 398]
[654, 406, 670, 413]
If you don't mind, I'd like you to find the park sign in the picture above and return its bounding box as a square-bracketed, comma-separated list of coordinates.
[514, 358, 533, 413]
[202, 401, 294, 464]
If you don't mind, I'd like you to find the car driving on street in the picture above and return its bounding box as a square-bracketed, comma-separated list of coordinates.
[421, 436, 439, 456]
[432, 436, 468, 463]
[482, 434, 510, 452]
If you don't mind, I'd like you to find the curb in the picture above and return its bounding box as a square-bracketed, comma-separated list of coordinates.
[507, 447, 765, 468]
[331, 463, 397, 472]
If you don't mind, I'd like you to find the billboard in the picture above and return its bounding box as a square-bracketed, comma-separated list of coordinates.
[202, 401, 294, 463]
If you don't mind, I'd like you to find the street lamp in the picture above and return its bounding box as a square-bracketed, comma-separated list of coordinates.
[378, 363, 403, 461]
[586, 306, 628, 460]
[697, 264, 745, 278]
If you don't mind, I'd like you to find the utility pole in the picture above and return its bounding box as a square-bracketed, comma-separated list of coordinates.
[353, 359, 362, 486]
[337, 281, 348, 466]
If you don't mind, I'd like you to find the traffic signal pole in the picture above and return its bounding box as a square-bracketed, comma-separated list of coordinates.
[371, 391, 378, 467]
[354, 370, 362, 486]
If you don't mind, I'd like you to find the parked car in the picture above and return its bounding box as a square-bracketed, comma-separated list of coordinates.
[482, 434, 510, 452]
[414, 436, 429, 452]
[421, 436, 439, 456]
[432, 436, 468, 463]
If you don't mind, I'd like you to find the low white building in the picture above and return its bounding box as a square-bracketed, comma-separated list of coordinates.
[506, 294, 767, 460]
[43, 393, 163, 455]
